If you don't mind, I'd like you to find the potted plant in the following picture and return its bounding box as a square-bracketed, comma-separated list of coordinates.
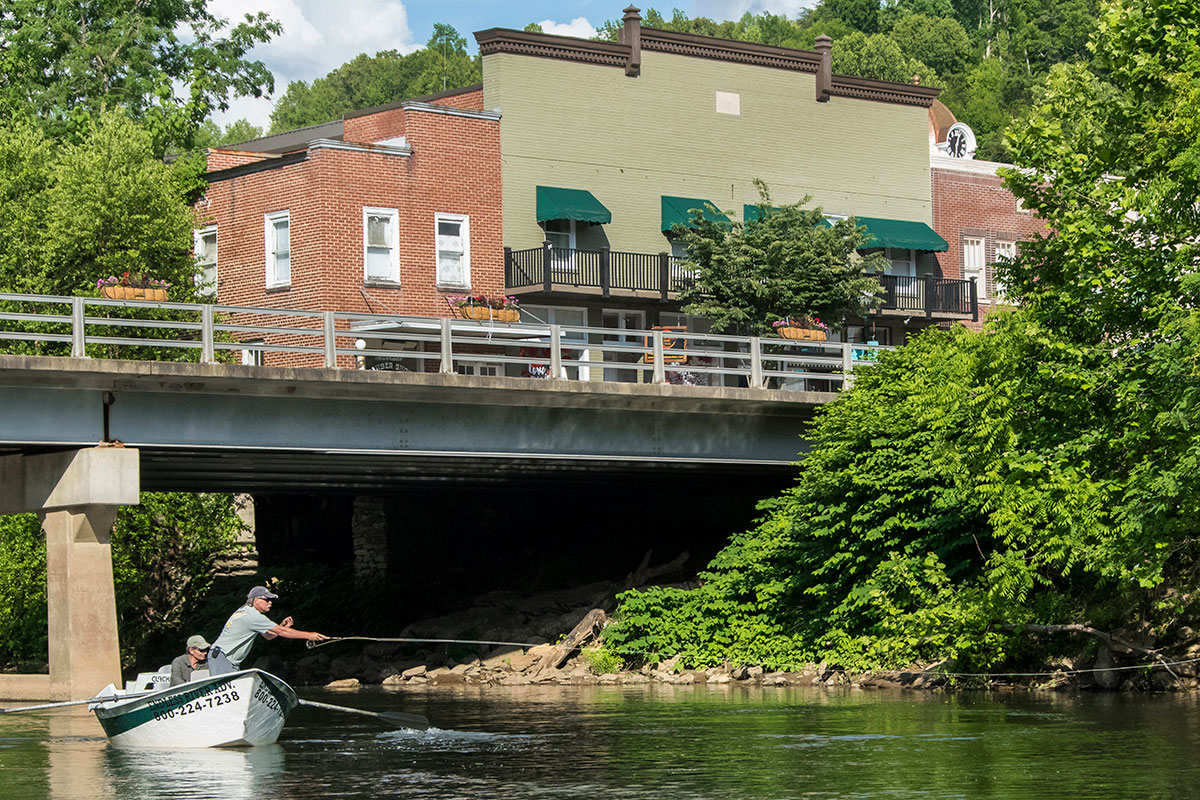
[97, 272, 170, 301]
[773, 315, 829, 341]
[449, 295, 520, 322]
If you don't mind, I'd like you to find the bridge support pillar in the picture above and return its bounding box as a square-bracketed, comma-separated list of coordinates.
[0, 447, 139, 701]
[41, 504, 122, 700]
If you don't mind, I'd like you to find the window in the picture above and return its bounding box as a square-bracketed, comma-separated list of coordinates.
[993, 240, 1016, 299]
[264, 211, 290, 288]
[962, 237, 986, 299]
[884, 248, 915, 277]
[435, 213, 469, 288]
[544, 219, 576, 271]
[194, 226, 217, 297]
[455, 361, 500, 377]
[241, 340, 265, 366]
[363, 207, 399, 284]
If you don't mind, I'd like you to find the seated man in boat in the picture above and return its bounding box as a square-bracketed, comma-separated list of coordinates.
[168, 634, 211, 686]
[207, 585, 328, 675]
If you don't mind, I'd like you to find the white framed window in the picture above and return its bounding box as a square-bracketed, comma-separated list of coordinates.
[544, 218, 577, 271]
[884, 247, 915, 277]
[194, 226, 217, 297]
[435, 213, 470, 289]
[264, 211, 291, 288]
[241, 340, 265, 366]
[993, 240, 1016, 299]
[363, 207, 400, 284]
[963, 237, 986, 300]
[455, 361, 500, 377]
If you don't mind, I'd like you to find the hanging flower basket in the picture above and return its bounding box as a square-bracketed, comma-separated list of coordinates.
[100, 285, 168, 301]
[460, 305, 492, 320]
[778, 326, 826, 341]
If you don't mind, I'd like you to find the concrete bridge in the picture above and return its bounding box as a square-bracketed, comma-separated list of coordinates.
[0, 351, 830, 699]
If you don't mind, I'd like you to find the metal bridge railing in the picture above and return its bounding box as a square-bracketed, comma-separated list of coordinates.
[0, 293, 892, 391]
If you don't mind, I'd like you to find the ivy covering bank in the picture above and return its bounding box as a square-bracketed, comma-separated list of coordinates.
[605, 0, 1200, 674]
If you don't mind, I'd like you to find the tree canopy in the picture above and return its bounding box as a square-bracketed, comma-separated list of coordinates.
[0, 1, 279, 153]
[675, 186, 885, 334]
[268, 24, 481, 133]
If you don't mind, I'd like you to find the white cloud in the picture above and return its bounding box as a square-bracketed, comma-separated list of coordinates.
[208, 0, 420, 130]
[537, 17, 597, 39]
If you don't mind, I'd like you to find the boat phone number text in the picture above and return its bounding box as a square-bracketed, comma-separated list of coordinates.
[150, 681, 238, 721]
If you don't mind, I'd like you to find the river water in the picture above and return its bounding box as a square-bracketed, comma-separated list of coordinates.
[2, 684, 1198, 799]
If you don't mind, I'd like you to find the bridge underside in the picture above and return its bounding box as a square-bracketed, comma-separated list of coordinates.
[0, 356, 825, 493]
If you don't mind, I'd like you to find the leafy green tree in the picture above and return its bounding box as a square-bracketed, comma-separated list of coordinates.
[889, 14, 970, 77]
[0, 495, 245, 668]
[0, 1, 279, 153]
[676, 185, 885, 334]
[832, 31, 937, 85]
[0, 113, 204, 299]
[268, 25, 481, 133]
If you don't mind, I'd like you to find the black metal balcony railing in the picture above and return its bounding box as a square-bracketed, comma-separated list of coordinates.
[505, 246, 977, 319]
[875, 274, 977, 319]
[505, 245, 692, 300]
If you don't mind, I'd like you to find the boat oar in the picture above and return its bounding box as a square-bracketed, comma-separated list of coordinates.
[0, 691, 153, 715]
[297, 698, 429, 731]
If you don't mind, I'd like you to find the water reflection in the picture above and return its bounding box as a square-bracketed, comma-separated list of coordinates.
[4, 686, 1200, 799]
[105, 744, 285, 800]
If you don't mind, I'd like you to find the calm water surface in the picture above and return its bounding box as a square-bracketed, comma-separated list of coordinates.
[2, 685, 1198, 799]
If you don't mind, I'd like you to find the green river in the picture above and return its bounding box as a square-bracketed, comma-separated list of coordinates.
[2, 685, 1198, 799]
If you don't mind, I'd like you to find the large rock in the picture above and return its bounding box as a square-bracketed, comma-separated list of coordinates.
[324, 678, 361, 689]
[402, 664, 427, 678]
[1093, 645, 1119, 690]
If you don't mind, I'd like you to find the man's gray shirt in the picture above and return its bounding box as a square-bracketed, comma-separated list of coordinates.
[211, 605, 277, 666]
[169, 653, 202, 686]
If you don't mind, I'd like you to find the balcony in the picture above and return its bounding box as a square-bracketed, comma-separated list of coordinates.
[505, 245, 691, 300]
[505, 245, 977, 319]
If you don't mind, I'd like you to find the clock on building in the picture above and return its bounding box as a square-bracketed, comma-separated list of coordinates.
[944, 122, 977, 159]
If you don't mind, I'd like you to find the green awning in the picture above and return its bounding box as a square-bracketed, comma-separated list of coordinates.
[852, 216, 948, 252]
[661, 196, 730, 231]
[536, 186, 612, 224]
[743, 204, 784, 222]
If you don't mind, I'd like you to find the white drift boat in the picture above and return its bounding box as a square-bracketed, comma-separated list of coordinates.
[89, 669, 298, 748]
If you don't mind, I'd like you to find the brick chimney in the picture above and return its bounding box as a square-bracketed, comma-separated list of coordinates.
[621, 6, 642, 77]
[814, 34, 832, 102]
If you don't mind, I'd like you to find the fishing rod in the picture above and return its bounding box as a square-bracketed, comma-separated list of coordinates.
[307, 636, 546, 650]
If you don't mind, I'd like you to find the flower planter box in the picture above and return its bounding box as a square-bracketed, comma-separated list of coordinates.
[100, 286, 167, 301]
[459, 306, 519, 322]
[459, 306, 492, 320]
[778, 326, 826, 341]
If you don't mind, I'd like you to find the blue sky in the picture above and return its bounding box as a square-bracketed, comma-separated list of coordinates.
[209, 0, 816, 130]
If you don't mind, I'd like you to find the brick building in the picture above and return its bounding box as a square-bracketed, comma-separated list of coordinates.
[198, 87, 502, 365]
[927, 103, 1046, 326]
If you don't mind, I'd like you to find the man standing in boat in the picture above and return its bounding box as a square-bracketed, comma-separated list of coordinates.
[207, 586, 328, 675]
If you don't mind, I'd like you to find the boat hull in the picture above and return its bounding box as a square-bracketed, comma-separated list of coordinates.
[91, 669, 297, 748]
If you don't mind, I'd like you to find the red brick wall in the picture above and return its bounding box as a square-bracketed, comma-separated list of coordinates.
[343, 107, 407, 144]
[931, 163, 1046, 322]
[206, 149, 277, 171]
[200, 105, 502, 366]
[436, 88, 484, 112]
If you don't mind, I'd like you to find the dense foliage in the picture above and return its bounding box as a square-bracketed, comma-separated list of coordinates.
[0, 496, 245, 668]
[268, 25, 481, 133]
[0, 0, 279, 153]
[0, 112, 207, 305]
[675, 186, 886, 334]
[606, 0, 1200, 674]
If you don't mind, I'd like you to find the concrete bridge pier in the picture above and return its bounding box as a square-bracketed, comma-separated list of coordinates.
[0, 447, 139, 700]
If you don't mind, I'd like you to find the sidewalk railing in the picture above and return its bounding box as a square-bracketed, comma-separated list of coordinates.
[0, 293, 892, 391]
